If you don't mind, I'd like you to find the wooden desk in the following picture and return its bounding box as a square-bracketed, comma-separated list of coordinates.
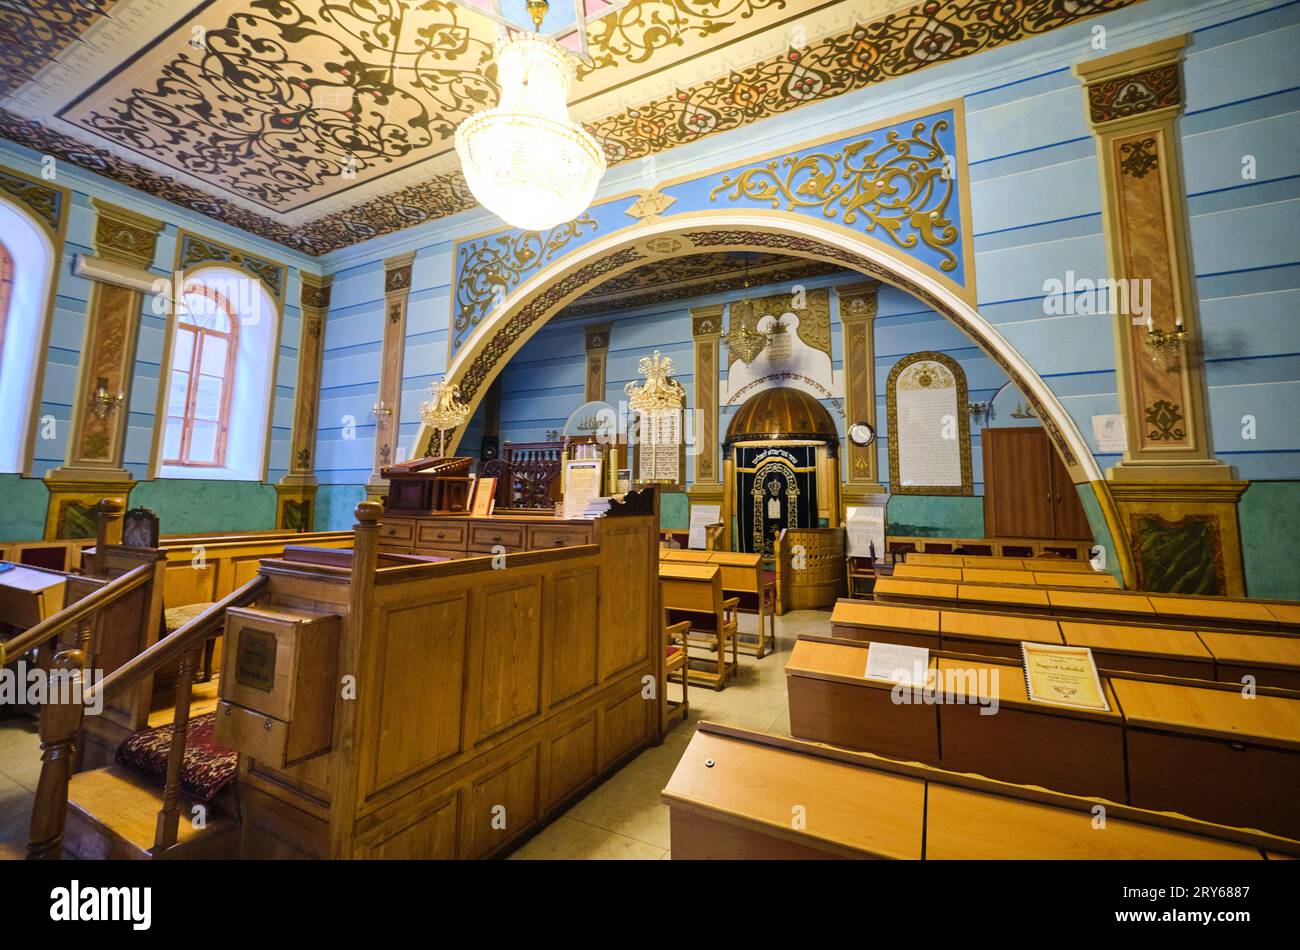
[662, 727, 926, 860]
[1060, 621, 1215, 680]
[958, 584, 1050, 609]
[1046, 589, 1156, 615]
[1112, 678, 1300, 840]
[939, 610, 1061, 660]
[786, 639, 940, 764]
[1149, 595, 1276, 626]
[924, 784, 1261, 860]
[659, 563, 739, 690]
[663, 726, 1285, 859]
[829, 600, 940, 649]
[893, 564, 963, 581]
[935, 655, 1125, 801]
[1198, 631, 1300, 692]
[0, 563, 67, 631]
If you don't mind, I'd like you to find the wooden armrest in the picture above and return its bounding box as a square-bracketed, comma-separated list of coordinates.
[722, 597, 740, 609]
[664, 620, 691, 646]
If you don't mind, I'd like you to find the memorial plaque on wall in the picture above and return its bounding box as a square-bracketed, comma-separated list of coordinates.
[886, 352, 972, 495]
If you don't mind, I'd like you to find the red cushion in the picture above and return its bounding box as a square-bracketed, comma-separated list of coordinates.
[666, 645, 683, 658]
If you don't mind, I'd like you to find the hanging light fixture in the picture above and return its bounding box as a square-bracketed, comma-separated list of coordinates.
[723, 254, 769, 365]
[454, 0, 606, 231]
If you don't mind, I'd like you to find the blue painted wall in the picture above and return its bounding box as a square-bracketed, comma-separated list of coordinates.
[0, 0, 1294, 568]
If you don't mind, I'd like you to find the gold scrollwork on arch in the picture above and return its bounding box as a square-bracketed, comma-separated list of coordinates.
[453, 213, 598, 351]
[707, 120, 959, 271]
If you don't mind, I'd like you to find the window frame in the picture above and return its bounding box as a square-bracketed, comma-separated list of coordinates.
[0, 240, 12, 357]
[163, 283, 239, 468]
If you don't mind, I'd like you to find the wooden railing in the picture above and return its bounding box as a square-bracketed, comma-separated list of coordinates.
[0, 563, 152, 669]
[26, 573, 269, 859]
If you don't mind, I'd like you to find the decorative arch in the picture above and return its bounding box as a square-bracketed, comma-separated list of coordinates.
[416, 210, 1134, 583]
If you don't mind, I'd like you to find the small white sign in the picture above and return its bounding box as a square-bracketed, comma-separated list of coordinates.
[845, 505, 885, 558]
[1092, 413, 1127, 453]
[688, 504, 721, 549]
[864, 642, 930, 687]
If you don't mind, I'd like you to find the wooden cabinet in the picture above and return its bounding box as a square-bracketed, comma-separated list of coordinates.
[215, 605, 340, 768]
[982, 427, 1091, 541]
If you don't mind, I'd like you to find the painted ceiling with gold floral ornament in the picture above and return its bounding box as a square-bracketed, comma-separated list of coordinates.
[0, 0, 1144, 256]
[558, 250, 845, 318]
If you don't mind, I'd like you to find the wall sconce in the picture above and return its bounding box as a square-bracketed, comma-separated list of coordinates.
[89, 377, 124, 420]
[1143, 315, 1187, 364]
[372, 400, 393, 427]
[967, 401, 991, 426]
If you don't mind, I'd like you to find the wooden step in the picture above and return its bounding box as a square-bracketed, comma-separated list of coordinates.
[63, 766, 239, 860]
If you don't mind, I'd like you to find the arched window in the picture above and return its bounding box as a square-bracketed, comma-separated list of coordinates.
[0, 198, 57, 474]
[155, 266, 278, 481]
[163, 284, 239, 467]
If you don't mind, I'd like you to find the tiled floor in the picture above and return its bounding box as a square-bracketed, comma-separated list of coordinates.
[0, 608, 833, 860]
[0, 716, 40, 858]
[508, 608, 831, 860]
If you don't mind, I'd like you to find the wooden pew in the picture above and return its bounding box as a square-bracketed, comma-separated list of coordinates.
[662, 724, 1296, 859]
[886, 535, 1093, 561]
[659, 563, 739, 690]
[784, 638, 1300, 840]
[893, 563, 1120, 589]
[829, 599, 1300, 688]
[907, 553, 1097, 572]
[660, 549, 775, 657]
[874, 576, 1300, 634]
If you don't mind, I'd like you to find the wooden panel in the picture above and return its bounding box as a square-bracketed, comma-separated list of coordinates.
[602, 689, 649, 766]
[370, 596, 469, 790]
[543, 714, 597, 810]
[471, 579, 544, 743]
[830, 600, 940, 633]
[1126, 730, 1300, 842]
[786, 667, 940, 764]
[958, 584, 1049, 608]
[983, 428, 1054, 539]
[669, 807, 848, 860]
[466, 749, 538, 859]
[1110, 678, 1300, 751]
[550, 568, 599, 705]
[939, 702, 1126, 802]
[600, 522, 652, 679]
[924, 784, 1260, 860]
[355, 791, 459, 859]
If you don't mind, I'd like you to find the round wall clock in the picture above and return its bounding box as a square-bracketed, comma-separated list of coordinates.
[848, 422, 876, 447]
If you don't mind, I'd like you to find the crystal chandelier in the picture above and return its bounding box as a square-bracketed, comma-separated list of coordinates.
[420, 378, 472, 458]
[454, 1, 605, 231]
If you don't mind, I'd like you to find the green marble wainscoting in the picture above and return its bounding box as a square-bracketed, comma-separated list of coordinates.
[886, 494, 985, 539]
[1239, 480, 1300, 601]
[316, 484, 367, 531]
[1076, 482, 1122, 582]
[660, 491, 689, 533]
[0, 475, 51, 541]
[130, 479, 279, 535]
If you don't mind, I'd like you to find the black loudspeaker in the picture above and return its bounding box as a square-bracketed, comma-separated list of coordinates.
[480, 436, 499, 462]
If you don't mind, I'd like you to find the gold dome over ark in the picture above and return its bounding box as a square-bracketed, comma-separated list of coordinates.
[725, 387, 838, 447]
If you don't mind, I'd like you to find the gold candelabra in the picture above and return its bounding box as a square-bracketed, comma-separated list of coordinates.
[1143, 316, 1188, 365]
[420, 378, 471, 458]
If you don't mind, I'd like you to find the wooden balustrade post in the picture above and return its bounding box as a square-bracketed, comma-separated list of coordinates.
[327, 501, 383, 859]
[92, 497, 125, 575]
[153, 647, 199, 853]
[27, 656, 87, 860]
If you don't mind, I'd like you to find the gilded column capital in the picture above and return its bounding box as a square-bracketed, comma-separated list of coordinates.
[300, 273, 334, 312]
[584, 321, 612, 352]
[837, 279, 880, 322]
[90, 198, 162, 270]
[690, 304, 725, 338]
[1073, 34, 1187, 131]
[384, 251, 416, 295]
